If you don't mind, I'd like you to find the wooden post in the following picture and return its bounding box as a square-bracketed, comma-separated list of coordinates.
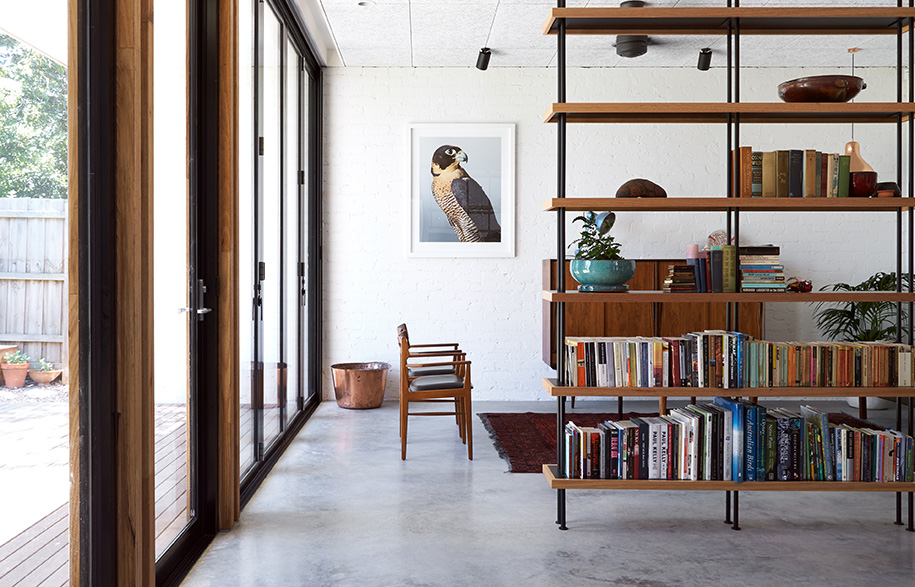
[218, 0, 241, 530]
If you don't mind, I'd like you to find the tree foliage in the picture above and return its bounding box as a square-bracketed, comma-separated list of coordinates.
[0, 33, 68, 199]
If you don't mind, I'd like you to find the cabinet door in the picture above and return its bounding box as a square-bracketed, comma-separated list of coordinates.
[654, 259, 765, 338]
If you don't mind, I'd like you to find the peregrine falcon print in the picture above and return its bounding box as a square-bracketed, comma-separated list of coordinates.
[430, 145, 502, 242]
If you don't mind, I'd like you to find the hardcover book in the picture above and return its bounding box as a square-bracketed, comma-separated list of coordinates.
[751, 151, 763, 197]
[761, 151, 777, 197]
[787, 149, 804, 197]
[804, 149, 817, 197]
[776, 150, 789, 197]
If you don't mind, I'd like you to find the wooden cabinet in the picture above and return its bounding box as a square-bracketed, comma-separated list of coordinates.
[542, 259, 764, 367]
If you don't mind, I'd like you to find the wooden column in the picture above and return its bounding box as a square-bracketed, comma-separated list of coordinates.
[67, 0, 80, 582]
[218, 0, 241, 530]
[115, 0, 155, 584]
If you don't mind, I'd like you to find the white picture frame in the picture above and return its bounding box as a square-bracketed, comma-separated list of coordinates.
[407, 123, 515, 257]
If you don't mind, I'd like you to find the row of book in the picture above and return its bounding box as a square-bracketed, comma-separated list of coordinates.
[563, 399, 915, 483]
[563, 331, 915, 389]
[734, 147, 853, 198]
[665, 245, 787, 293]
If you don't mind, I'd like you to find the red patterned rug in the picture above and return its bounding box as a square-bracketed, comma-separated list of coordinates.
[478, 411, 883, 473]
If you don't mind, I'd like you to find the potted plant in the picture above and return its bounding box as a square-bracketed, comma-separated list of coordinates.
[28, 358, 62, 385]
[568, 211, 635, 292]
[813, 270, 910, 410]
[1, 350, 30, 388]
[813, 271, 909, 342]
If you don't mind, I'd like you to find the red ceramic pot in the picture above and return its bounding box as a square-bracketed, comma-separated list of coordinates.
[849, 171, 877, 197]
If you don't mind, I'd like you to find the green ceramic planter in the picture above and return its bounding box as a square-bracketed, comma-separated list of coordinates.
[569, 259, 636, 292]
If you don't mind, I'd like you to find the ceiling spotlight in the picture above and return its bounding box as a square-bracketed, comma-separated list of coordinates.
[616, 1, 647, 58]
[357, 1, 375, 6]
[476, 48, 491, 70]
[697, 48, 712, 71]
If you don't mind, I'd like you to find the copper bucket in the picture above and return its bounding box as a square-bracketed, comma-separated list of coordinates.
[331, 362, 390, 409]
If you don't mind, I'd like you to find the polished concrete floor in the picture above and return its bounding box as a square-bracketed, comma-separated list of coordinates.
[182, 400, 915, 587]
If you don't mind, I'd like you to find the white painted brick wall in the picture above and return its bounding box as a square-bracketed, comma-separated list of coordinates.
[323, 65, 907, 401]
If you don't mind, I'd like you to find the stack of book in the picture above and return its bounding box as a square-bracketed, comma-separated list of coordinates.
[735, 146, 851, 198]
[739, 245, 785, 293]
[563, 331, 915, 389]
[563, 399, 915, 483]
[663, 264, 699, 293]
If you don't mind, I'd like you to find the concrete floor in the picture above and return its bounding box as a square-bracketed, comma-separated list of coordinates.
[182, 400, 915, 587]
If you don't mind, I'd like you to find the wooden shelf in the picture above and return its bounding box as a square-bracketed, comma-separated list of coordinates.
[542, 378, 915, 398]
[543, 290, 915, 304]
[543, 7, 915, 36]
[543, 103, 915, 124]
[543, 465, 915, 491]
[543, 197, 915, 212]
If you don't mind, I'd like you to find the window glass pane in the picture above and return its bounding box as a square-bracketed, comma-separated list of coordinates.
[239, 0, 256, 479]
[261, 4, 282, 448]
[153, 0, 192, 558]
[284, 39, 299, 425]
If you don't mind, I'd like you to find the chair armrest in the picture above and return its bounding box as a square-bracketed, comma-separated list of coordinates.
[406, 351, 465, 358]
[408, 360, 470, 368]
[410, 342, 460, 348]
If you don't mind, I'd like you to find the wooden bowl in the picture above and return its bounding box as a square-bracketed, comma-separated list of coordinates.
[778, 75, 866, 103]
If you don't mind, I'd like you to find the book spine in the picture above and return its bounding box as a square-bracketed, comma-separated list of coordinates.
[787, 149, 804, 197]
[751, 151, 763, 197]
[721, 245, 737, 293]
[815, 151, 823, 197]
[804, 149, 817, 197]
[710, 247, 724, 293]
[745, 404, 757, 481]
[776, 150, 789, 197]
[765, 417, 777, 480]
[838, 154, 850, 197]
[761, 151, 777, 197]
[820, 151, 828, 197]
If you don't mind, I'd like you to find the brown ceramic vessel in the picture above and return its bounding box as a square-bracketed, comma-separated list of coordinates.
[778, 75, 866, 103]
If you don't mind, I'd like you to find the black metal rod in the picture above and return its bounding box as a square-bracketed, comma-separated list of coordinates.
[556, 0, 567, 532]
[724, 491, 732, 524]
[732, 490, 741, 530]
[895, 15, 905, 526]
[909, 6, 914, 532]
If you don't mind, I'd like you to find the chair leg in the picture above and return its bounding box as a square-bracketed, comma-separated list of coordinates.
[464, 393, 473, 460]
[456, 396, 466, 443]
[401, 398, 409, 460]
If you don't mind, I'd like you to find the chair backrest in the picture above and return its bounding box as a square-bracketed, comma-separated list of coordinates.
[397, 323, 409, 346]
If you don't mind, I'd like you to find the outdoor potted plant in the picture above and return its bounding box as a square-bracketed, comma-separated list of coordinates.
[813, 270, 910, 409]
[1, 350, 30, 388]
[28, 358, 62, 385]
[568, 211, 635, 292]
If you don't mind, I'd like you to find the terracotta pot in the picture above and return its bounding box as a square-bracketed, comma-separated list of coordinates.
[1, 363, 29, 388]
[29, 369, 62, 385]
[778, 75, 865, 103]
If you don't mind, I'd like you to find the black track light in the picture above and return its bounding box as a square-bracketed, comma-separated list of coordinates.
[476, 48, 491, 70]
[697, 48, 712, 71]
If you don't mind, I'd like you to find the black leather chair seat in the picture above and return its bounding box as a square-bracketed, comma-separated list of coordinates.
[409, 374, 463, 391]
[408, 365, 455, 377]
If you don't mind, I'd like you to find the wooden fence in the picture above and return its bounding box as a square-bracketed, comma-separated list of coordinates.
[0, 198, 67, 374]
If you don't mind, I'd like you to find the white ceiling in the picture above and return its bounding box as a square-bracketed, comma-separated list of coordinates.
[294, 0, 903, 68]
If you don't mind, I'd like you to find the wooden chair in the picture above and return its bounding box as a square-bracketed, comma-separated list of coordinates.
[397, 328, 473, 460]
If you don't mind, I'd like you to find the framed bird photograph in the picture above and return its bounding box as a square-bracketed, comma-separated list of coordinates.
[408, 123, 515, 257]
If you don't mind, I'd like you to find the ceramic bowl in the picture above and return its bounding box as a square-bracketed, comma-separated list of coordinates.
[778, 75, 866, 103]
[849, 171, 877, 197]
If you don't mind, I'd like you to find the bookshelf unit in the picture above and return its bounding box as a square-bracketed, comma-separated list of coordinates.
[545, 4, 915, 531]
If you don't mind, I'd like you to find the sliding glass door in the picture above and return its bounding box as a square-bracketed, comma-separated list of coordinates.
[240, 0, 319, 485]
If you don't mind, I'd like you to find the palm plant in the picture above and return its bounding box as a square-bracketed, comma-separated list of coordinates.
[813, 271, 910, 342]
